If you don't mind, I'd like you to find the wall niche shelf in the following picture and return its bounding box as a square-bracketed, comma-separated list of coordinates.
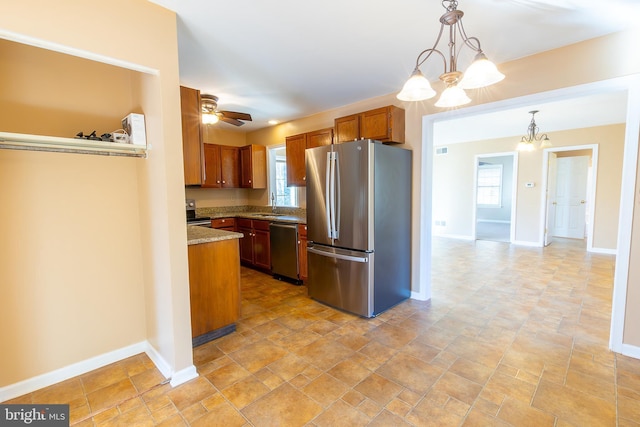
[0, 132, 147, 158]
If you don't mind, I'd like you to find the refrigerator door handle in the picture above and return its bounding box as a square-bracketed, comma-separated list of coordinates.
[334, 152, 340, 239]
[328, 152, 337, 239]
[325, 151, 332, 239]
[307, 247, 369, 263]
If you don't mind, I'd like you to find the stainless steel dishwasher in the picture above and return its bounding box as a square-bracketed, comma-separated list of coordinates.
[269, 222, 300, 284]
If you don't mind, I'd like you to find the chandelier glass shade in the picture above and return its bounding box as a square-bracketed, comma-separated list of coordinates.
[397, 0, 504, 107]
[517, 110, 551, 151]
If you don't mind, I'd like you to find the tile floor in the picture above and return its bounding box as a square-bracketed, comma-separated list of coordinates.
[5, 237, 640, 426]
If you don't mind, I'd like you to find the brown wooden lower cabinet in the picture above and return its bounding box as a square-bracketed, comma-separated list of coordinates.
[237, 218, 271, 271]
[187, 238, 240, 346]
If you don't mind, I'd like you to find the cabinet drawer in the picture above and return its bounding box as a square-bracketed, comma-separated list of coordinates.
[211, 218, 235, 229]
[253, 219, 270, 231]
[237, 218, 252, 229]
[297, 224, 307, 238]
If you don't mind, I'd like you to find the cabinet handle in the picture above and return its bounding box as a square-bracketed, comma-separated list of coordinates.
[216, 180, 220, 184]
[249, 180, 252, 183]
[303, 176, 306, 181]
[222, 180, 226, 184]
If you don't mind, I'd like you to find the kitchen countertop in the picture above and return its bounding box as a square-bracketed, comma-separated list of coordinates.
[187, 225, 243, 246]
[207, 211, 305, 224]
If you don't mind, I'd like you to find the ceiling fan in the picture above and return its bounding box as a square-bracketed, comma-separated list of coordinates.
[201, 94, 252, 126]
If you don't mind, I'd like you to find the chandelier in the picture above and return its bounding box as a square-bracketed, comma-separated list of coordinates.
[397, 0, 504, 108]
[517, 110, 551, 151]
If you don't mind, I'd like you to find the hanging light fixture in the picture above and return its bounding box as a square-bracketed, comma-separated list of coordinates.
[397, 0, 504, 107]
[517, 110, 551, 151]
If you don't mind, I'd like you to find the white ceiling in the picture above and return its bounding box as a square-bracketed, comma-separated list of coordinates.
[150, 0, 639, 132]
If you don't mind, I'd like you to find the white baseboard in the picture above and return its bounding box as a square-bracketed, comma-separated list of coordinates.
[512, 240, 542, 247]
[477, 219, 510, 224]
[0, 341, 198, 402]
[589, 247, 617, 255]
[434, 233, 474, 241]
[170, 365, 198, 387]
[410, 291, 431, 301]
[620, 343, 640, 360]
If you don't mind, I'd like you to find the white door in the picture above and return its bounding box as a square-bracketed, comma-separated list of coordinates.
[552, 156, 589, 239]
[544, 153, 558, 246]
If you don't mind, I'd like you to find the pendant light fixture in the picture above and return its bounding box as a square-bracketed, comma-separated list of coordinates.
[517, 110, 551, 151]
[397, 0, 504, 107]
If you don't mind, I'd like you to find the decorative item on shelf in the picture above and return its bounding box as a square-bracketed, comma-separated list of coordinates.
[517, 110, 551, 152]
[122, 113, 146, 146]
[397, 0, 504, 108]
[111, 129, 129, 144]
[75, 131, 103, 141]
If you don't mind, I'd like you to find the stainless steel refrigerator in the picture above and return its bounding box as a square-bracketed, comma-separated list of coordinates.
[305, 139, 412, 317]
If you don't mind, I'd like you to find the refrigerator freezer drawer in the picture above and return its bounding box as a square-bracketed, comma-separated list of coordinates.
[307, 245, 374, 317]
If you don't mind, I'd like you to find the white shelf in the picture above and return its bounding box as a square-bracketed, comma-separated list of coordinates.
[0, 131, 147, 157]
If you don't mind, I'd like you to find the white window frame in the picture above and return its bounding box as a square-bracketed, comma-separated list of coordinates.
[476, 164, 503, 208]
[268, 144, 299, 207]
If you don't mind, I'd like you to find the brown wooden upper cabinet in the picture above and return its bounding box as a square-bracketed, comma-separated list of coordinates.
[240, 145, 267, 189]
[180, 86, 203, 185]
[202, 144, 240, 188]
[334, 105, 405, 144]
[286, 127, 333, 187]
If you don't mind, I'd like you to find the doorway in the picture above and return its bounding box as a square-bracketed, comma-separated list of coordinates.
[542, 145, 597, 249]
[474, 153, 517, 243]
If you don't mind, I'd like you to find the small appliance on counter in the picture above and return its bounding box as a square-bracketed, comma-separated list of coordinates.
[186, 199, 211, 226]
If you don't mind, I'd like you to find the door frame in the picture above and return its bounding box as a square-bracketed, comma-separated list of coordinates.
[472, 152, 518, 243]
[420, 74, 640, 357]
[540, 145, 598, 251]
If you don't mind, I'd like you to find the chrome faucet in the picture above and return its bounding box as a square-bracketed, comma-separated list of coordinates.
[271, 192, 277, 213]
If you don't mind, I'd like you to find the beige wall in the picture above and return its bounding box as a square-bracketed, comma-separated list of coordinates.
[432, 124, 625, 249]
[0, 0, 192, 389]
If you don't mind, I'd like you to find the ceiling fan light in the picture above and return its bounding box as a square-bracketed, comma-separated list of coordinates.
[397, 68, 436, 101]
[434, 85, 471, 108]
[202, 113, 219, 125]
[459, 52, 505, 90]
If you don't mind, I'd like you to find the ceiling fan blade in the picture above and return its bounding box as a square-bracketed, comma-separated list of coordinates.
[220, 111, 252, 121]
[219, 116, 245, 126]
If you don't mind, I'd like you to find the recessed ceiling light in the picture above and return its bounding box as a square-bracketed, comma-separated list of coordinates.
[268, 120, 279, 125]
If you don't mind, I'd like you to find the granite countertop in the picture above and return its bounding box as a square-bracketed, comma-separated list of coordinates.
[211, 211, 305, 224]
[187, 225, 243, 246]
[199, 206, 306, 225]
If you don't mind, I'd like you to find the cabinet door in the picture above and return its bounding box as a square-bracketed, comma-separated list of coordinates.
[238, 226, 254, 264]
[253, 228, 271, 270]
[307, 128, 333, 148]
[241, 145, 267, 189]
[360, 105, 405, 143]
[334, 114, 360, 143]
[286, 133, 307, 187]
[180, 86, 203, 185]
[202, 144, 221, 188]
[220, 146, 240, 188]
[297, 224, 308, 281]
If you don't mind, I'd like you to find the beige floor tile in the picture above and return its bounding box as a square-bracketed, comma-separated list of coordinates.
[375, 352, 444, 395]
[165, 376, 216, 411]
[86, 378, 138, 414]
[497, 396, 556, 427]
[221, 376, 269, 409]
[353, 373, 403, 406]
[302, 373, 349, 407]
[241, 383, 322, 426]
[190, 401, 247, 427]
[312, 399, 370, 426]
[532, 379, 616, 426]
